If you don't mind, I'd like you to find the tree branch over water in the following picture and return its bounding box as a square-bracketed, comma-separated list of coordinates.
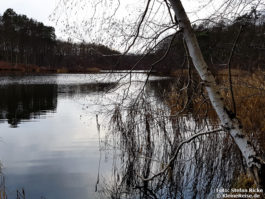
[52, 0, 265, 192]
[138, 128, 224, 182]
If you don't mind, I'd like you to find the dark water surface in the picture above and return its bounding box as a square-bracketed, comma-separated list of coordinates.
[0, 74, 244, 199]
[0, 73, 157, 199]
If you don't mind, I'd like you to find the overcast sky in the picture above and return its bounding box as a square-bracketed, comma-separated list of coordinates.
[0, 0, 218, 49]
[0, 0, 258, 49]
[0, 0, 59, 27]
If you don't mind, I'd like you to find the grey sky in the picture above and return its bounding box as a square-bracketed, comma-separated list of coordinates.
[0, 0, 212, 38]
[0, 0, 202, 42]
[0, 0, 260, 48]
[0, 0, 58, 28]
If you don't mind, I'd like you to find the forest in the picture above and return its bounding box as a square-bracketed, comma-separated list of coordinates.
[0, 8, 264, 73]
[0, 8, 120, 72]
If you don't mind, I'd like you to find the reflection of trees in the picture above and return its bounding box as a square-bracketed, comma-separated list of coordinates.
[58, 82, 118, 98]
[0, 84, 58, 128]
[0, 82, 118, 127]
[100, 79, 244, 199]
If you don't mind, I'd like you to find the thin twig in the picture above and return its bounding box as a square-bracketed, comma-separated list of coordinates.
[123, 0, 152, 55]
[132, 29, 182, 106]
[227, 25, 243, 116]
[138, 128, 224, 181]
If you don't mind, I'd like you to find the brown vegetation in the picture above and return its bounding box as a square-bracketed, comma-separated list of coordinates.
[167, 68, 265, 190]
[219, 69, 265, 149]
[168, 68, 265, 151]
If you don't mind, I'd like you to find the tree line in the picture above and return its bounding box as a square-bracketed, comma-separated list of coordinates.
[0, 9, 121, 71]
[155, 9, 265, 72]
[0, 8, 264, 72]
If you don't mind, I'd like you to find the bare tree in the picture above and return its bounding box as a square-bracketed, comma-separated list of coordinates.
[52, 0, 265, 190]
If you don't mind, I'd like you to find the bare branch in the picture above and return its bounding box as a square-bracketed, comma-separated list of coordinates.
[138, 128, 224, 181]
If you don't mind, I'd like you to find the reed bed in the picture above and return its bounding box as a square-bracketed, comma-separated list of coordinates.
[168, 69, 265, 151]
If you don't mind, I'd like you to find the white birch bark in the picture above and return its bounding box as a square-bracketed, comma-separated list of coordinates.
[168, 0, 265, 185]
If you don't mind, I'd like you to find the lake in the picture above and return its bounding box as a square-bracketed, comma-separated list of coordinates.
[0, 73, 170, 199]
[0, 73, 242, 199]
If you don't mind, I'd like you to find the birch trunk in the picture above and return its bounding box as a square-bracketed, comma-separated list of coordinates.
[168, 0, 265, 187]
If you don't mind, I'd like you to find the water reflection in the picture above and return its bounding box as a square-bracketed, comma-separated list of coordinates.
[99, 77, 244, 199]
[58, 82, 118, 98]
[0, 84, 57, 128]
[0, 80, 117, 128]
[0, 74, 120, 199]
[0, 73, 247, 199]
